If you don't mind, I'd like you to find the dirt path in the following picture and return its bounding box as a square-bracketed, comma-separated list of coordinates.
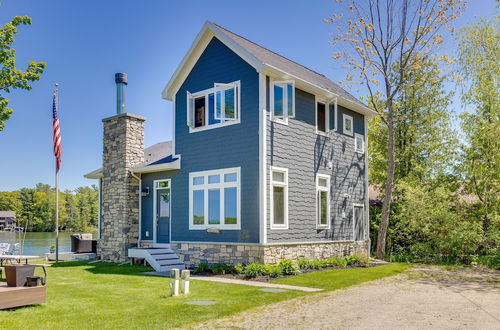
[191, 265, 500, 329]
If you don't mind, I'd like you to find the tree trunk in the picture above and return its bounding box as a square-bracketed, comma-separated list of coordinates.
[376, 104, 396, 259]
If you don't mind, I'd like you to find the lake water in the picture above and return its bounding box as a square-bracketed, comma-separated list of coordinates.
[0, 232, 96, 256]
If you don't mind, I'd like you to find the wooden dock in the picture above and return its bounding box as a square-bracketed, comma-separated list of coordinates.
[0, 284, 45, 309]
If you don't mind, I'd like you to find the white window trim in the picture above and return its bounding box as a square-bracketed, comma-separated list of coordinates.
[355, 133, 365, 153]
[187, 81, 241, 133]
[270, 166, 289, 230]
[270, 79, 295, 125]
[343, 113, 354, 136]
[316, 174, 331, 229]
[153, 179, 172, 244]
[315, 99, 330, 136]
[188, 167, 241, 230]
[353, 203, 365, 242]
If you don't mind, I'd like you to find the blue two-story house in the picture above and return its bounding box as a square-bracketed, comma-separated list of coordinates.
[85, 21, 375, 271]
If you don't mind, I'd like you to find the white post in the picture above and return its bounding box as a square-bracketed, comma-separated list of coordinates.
[181, 269, 190, 295]
[170, 268, 180, 296]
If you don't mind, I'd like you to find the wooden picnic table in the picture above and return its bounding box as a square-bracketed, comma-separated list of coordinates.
[0, 255, 39, 266]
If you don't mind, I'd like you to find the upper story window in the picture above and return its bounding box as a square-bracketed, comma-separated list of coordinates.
[189, 167, 241, 230]
[187, 81, 240, 132]
[355, 133, 365, 153]
[343, 114, 353, 136]
[271, 80, 295, 123]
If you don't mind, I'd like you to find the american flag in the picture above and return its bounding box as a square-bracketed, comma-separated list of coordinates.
[52, 86, 62, 172]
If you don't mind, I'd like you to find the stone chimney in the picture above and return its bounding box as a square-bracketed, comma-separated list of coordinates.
[99, 73, 145, 262]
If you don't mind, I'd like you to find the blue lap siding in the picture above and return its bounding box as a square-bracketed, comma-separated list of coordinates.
[140, 37, 260, 243]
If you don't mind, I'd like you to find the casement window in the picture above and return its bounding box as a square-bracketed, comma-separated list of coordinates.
[355, 133, 365, 153]
[189, 167, 240, 229]
[270, 81, 295, 121]
[316, 174, 330, 229]
[343, 114, 353, 136]
[270, 167, 288, 229]
[187, 81, 240, 132]
[317, 99, 337, 134]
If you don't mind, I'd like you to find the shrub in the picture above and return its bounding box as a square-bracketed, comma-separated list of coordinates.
[326, 256, 347, 268]
[193, 262, 211, 274]
[211, 263, 236, 275]
[297, 259, 312, 269]
[310, 259, 327, 269]
[346, 255, 361, 265]
[234, 263, 245, 274]
[244, 262, 270, 278]
[278, 259, 300, 275]
[269, 265, 283, 278]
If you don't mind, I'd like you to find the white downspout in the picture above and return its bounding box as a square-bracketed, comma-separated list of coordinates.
[131, 170, 142, 248]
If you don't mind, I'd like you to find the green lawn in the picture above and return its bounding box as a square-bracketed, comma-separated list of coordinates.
[0, 261, 305, 329]
[0, 261, 411, 329]
[271, 263, 411, 290]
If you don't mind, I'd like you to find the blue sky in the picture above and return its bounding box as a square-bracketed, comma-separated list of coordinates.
[0, 0, 497, 191]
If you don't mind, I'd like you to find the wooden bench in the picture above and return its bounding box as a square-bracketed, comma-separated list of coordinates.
[0, 285, 46, 309]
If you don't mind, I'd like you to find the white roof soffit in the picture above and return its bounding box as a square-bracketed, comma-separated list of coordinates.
[84, 171, 102, 180]
[131, 159, 181, 174]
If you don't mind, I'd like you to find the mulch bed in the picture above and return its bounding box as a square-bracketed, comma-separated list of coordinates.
[192, 262, 382, 283]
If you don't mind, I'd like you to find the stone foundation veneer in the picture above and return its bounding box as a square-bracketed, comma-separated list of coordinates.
[167, 241, 369, 268]
[99, 113, 145, 262]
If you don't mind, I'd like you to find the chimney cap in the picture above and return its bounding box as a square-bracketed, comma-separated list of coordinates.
[115, 72, 128, 85]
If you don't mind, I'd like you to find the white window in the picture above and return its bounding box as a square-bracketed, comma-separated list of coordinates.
[187, 81, 240, 132]
[343, 114, 353, 136]
[316, 174, 330, 229]
[270, 166, 288, 229]
[316, 100, 337, 134]
[355, 133, 365, 153]
[353, 204, 365, 241]
[270, 80, 295, 122]
[189, 167, 240, 230]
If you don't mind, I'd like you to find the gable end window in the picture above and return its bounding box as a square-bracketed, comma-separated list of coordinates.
[270, 80, 295, 121]
[189, 167, 241, 230]
[316, 174, 330, 229]
[355, 133, 365, 153]
[343, 114, 353, 136]
[187, 81, 240, 132]
[270, 166, 288, 230]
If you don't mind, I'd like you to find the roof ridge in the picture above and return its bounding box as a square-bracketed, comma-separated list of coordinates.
[211, 22, 329, 80]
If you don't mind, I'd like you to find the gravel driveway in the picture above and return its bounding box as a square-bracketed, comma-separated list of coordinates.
[192, 265, 500, 329]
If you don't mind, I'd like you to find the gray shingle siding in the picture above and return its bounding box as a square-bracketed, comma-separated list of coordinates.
[266, 82, 367, 243]
[171, 37, 260, 243]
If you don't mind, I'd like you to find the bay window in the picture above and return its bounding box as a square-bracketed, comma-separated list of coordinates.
[189, 167, 240, 229]
[187, 81, 240, 132]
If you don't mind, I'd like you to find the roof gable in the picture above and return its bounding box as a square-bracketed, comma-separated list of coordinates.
[162, 21, 374, 116]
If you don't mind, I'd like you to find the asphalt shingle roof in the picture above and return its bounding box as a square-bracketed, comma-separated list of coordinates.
[211, 22, 365, 107]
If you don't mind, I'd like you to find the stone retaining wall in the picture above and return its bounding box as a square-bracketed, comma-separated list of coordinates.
[170, 241, 369, 267]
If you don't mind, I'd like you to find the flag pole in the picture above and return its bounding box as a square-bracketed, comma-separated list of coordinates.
[54, 83, 59, 263]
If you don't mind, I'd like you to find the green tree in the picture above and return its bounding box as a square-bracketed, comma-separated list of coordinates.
[457, 16, 500, 249]
[0, 16, 45, 131]
[325, 0, 466, 258]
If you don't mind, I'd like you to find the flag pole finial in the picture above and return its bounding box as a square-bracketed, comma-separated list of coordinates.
[54, 83, 59, 88]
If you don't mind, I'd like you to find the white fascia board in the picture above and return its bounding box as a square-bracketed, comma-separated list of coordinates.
[84, 171, 102, 179]
[131, 159, 181, 174]
[260, 65, 376, 118]
[162, 21, 264, 101]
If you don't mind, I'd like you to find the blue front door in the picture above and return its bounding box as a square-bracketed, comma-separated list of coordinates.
[156, 187, 170, 243]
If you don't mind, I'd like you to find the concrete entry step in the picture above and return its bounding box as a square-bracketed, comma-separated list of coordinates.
[128, 247, 185, 272]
